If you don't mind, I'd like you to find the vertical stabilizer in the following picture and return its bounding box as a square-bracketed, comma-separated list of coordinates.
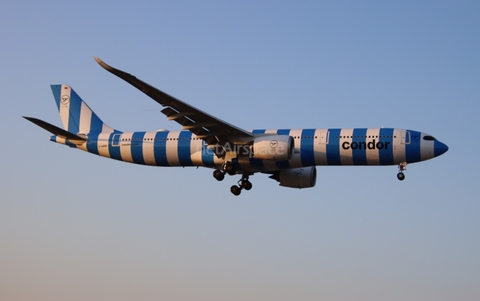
[51, 84, 114, 134]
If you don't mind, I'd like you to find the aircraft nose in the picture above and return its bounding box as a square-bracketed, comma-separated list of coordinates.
[435, 141, 449, 157]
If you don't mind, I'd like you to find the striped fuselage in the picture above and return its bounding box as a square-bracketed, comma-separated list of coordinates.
[51, 127, 445, 173]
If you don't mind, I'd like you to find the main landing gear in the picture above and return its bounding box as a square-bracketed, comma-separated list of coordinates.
[223, 162, 236, 176]
[213, 161, 236, 181]
[397, 162, 407, 181]
[213, 169, 225, 181]
[212, 163, 252, 196]
[213, 162, 237, 181]
[230, 174, 253, 196]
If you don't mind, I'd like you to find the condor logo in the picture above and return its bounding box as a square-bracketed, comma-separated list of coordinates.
[61, 95, 69, 105]
[342, 139, 391, 150]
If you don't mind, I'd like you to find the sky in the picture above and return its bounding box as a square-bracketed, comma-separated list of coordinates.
[1, 1, 479, 300]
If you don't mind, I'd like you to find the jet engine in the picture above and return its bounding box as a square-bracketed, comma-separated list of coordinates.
[270, 167, 317, 188]
[251, 135, 294, 161]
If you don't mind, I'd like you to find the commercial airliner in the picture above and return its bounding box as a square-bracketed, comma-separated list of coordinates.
[24, 57, 449, 195]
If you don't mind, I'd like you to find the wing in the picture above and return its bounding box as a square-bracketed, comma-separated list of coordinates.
[94, 57, 253, 145]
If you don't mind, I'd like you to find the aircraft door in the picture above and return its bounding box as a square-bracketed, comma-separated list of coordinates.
[319, 131, 329, 144]
[401, 131, 410, 144]
[112, 134, 121, 147]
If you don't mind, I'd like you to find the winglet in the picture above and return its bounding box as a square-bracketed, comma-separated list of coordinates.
[93, 56, 112, 70]
[94, 56, 141, 84]
[94, 56, 134, 78]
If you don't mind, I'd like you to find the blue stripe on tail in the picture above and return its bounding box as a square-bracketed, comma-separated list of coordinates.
[89, 112, 104, 134]
[51, 85, 62, 110]
[67, 89, 82, 134]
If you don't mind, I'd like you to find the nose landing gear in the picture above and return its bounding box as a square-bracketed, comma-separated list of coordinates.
[397, 162, 407, 181]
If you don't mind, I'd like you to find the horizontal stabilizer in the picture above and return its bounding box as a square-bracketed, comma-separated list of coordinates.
[23, 116, 86, 141]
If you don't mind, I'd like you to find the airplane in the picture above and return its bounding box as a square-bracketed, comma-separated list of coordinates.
[23, 57, 449, 196]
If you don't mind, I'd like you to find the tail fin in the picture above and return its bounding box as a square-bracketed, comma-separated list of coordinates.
[51, 84, 115, 134]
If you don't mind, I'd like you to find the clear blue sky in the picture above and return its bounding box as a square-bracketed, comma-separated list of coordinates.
[1, 1, 479, 300]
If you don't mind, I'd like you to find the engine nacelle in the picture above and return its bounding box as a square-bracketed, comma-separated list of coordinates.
[251, 135, 294, 161]
[274, 167, 317, 189]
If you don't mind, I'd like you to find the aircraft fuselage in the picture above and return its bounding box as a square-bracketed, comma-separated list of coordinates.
[50, 127, 448, 173]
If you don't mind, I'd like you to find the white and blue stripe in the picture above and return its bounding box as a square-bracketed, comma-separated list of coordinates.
[51, 127, 448, 172]
[48, 86, 448, 173]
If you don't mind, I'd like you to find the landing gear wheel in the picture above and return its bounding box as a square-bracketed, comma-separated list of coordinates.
[241, 180, 252, 190]
[213, 169, 225, 181]
[224, 162, 236, 175]
[397, 162, 407, 181]
[230, 185, 241, 196]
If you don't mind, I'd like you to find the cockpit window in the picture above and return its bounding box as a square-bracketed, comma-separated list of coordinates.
[423, 135, 436, 141]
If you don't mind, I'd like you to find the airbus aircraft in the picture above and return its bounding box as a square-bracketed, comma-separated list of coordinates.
[24, 57, 449, 195]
